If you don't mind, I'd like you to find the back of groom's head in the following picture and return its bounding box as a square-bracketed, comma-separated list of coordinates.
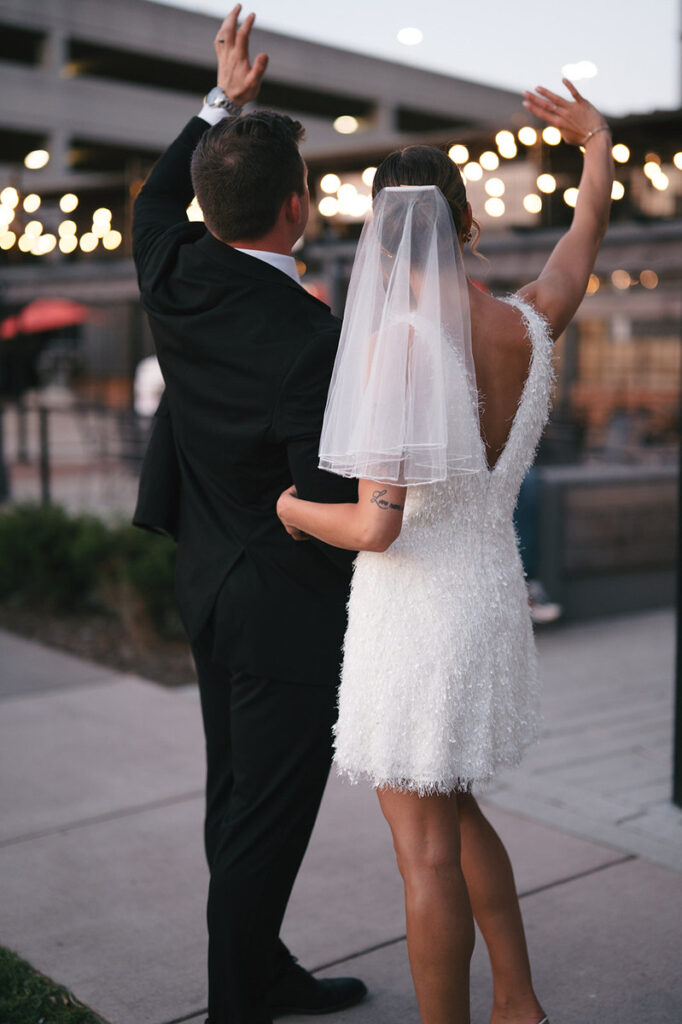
[191, 111, 306, 243]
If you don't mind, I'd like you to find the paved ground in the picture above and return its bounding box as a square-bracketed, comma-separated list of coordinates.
[1, 609, 681, 1024]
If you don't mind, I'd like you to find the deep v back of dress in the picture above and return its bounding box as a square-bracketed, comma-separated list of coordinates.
[332, 293, 556, 796]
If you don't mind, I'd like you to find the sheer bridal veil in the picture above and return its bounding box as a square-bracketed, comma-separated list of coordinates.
[318, 185, 482, 485]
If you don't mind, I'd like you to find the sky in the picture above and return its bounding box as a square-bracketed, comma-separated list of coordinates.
[151, 0, 680, 117]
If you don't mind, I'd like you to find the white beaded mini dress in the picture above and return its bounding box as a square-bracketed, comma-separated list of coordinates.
[333, 295, 555, 796]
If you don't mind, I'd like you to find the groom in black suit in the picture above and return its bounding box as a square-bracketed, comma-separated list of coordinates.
[132, 8, 365, 1023]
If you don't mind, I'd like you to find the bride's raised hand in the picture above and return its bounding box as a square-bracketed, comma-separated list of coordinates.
[522, 78, 608, 146]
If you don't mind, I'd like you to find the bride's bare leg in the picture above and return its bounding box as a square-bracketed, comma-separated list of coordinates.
[457, 793, 546, 1024]
[377, 787, 475, 1024]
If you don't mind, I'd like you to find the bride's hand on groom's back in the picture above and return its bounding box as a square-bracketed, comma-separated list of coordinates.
[277, 485, 311, 541]
[214, 5, 269, 106]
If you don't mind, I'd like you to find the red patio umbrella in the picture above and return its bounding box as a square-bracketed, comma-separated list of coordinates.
[0, 298, 101, 340]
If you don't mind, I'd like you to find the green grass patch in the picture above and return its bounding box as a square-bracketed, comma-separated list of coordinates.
[0, 946, 105, 1024]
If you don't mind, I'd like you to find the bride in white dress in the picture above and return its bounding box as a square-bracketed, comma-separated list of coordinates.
[278, 79, 613, 1024]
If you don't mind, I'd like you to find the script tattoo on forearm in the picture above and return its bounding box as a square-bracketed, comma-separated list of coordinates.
[370, 489, 404, 512]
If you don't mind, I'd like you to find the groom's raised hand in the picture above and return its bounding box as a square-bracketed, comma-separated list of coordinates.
[215, 5, 269, 105]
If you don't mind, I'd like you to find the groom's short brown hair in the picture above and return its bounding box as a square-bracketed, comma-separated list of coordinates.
[191, 111, 306, 242]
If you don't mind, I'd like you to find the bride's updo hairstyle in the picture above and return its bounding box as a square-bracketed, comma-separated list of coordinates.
[372, 145, 482, 255]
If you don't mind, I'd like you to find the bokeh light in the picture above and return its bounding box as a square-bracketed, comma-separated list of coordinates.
[0, 231, 16, 250]
[58, 220, 77, 237]
[448, 144, 469, 165]
[495, 130, 517, 158]
[463, 161, 482, 181]
[639, 270, 658, 289]
[59, 193, 78, 213]
[537, 173, 557, 194]
[611, 180, 625, 200]
[612, 144, 630, 163]
[33, 233, 56, 255]
[318, 196, 339, 217]
[484, 178, 505, 197]
[333, 115, 358, 134]
[542, 126, 562, 146]
[102, 229, 123, 250]
[652, 172, 669, 191]
[79, 232, 98, 252]
[59, 235, 78, 254]
[1, 187, 19, 209]
[361, 167, 376, 187]
[523, 194, 542, 214]
[396, 27, 423, 45]
[23, 194, 41, 213]
[674, 152, 682, 170]
[586, 274, 600, 294]
[518, 126, 537, 146]
[563, 187, 579, 207]
[25, 220, 43, 239]
[480, 151, 499, 171]
[611, 269, 631, 290]
[24, 149, 50, 170]
[320, 173, 341, 194]
[484, 197, 505, 217]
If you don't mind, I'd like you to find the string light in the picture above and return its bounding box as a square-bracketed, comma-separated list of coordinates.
[33, 233, 56, 255]
[102, 229, 122, 250]
[25, 220, 43, 238]
[480, 150, 499, 171]
[586, 274, 600, 294]
[611, 269, 631, 290]
[0, 206, 15, 227]
[24, 149, 49, 170]
[0, 187, 19, 208]
[79, 232, 98, 252]
[639, 270, 658, 289]
[611, 180, 625, 200]
[333, 115, 359, 134]
[18, 234, 32, 252]
[59, 194, 78, 213]
[495, 130, 517, 158]
[23, 194, 41, 213]
[563, 187, 578, 207]
[542, 126, 561, 146]
[448, 144, 469, 165]
[523, 194, 542, 214]
[361, 167, 377, 187]
[537, 173, 557, 194]
[643, 161, 660, 179]
[320, 173, 341, 193]
[484, 197, 505, 217]
[518, 126, 537, 146]
[58, 220, 77, 237]
[319, 196, 339, 217]
[463, 161, 482, 181]
[484, 178, 505, 197]
[0, 231, 16, 250]
[59, 235, 78, 254]
[612, 144, 630, 163]
[674, 153, 682, 170]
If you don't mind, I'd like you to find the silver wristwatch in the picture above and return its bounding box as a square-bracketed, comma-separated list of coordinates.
[204, 86, 243, 117]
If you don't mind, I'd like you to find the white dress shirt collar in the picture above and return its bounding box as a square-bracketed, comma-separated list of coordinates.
[234, 248, 301, 285]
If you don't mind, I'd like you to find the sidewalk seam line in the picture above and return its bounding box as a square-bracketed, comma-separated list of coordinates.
[0, 789, 204, 849]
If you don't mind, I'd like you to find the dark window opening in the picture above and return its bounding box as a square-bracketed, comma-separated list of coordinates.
[0, 23, 45, 65]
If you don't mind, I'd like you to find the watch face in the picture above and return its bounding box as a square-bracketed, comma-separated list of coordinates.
[206, 86, 226, 106]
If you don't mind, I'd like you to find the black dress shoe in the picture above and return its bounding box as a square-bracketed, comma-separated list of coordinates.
[268, 957, 368, 1017]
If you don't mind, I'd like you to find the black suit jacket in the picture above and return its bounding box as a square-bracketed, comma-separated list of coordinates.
[132, 117, 357, 687]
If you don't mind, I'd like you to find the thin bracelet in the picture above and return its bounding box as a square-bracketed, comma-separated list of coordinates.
[582, 124, 610, 146]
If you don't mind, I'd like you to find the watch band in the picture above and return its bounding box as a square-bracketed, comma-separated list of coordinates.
[204, 86, 243, 117]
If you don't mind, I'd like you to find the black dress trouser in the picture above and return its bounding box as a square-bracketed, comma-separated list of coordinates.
[191, 621, 338, 1024]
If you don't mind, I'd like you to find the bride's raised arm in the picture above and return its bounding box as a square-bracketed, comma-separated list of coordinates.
[277, 479, 405, 552]
[518, 78, 614, 338]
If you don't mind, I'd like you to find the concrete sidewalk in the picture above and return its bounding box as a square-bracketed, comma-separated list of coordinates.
[1, 610, 681, 1024]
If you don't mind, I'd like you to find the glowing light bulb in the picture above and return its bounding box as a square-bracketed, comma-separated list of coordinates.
[586, 274, 600, 295]
[643, 161, 660, 180]
[58, 220, 77, 237]
[495, 130, 517, 159]
[333, 115, 359, 135]
[0, 206, 15, 227]
[536, 173, 557, 194]
[361, 167, 377, 187]
[639, 270, 658, 289]
[611, 269, 631, 290]
[318, 196, 339, 217]
[448, 144, 469, 165]
[79, 232, 98, 252]
[59, 235, 78, 254]
[611, 180, 625, 200]
[612, 144, 630, 163]
[92, 207, 112, 226]
[542, 126, 561, 146]
[25, 220, 43, 239]
[480, 151, 499, 171]
[24, 149, 49, 170]
[18, 234, 32, 252]
[0, 231, 16, 250]
[484, 197, 505, 217]
[102, 229, 122, 250]
[320, 173, 341, 194]
[563, 187, 578, 207]
[463, 161, 482, 181]
[0, 187, 19, 209]
[674, 152, 682, 170]
[518, 126, 537, 146]
[652, 172, 669, 191]
[484, 178, 505, 197]
[523, 194, 542, 214]
[23, 194, 41, 213]
[59, 194, 78, 213]
[34, 233, 56, 255]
